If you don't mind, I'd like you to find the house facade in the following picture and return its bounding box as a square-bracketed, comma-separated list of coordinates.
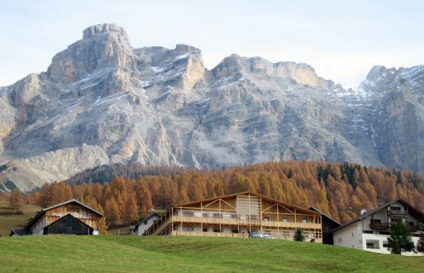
[333, 199, 424, 256]
[11, 199, 103, 236]
[143, 192, 323, 243]
[130, 213, 160, 236]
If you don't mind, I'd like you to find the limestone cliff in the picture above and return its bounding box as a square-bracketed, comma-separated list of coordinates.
[1, 23, 423, 191]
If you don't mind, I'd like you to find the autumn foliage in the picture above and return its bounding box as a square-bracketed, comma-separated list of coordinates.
[23, 161, 424, 227]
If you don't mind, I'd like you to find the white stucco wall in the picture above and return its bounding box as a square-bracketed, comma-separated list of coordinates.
[132, 215, 160, 236]
[333, 221, 362, 250]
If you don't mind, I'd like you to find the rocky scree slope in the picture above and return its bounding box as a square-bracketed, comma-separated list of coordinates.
[1, 23, 424, 192]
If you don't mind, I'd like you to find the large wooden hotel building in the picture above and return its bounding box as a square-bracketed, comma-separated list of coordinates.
[144, 192, 323, 243]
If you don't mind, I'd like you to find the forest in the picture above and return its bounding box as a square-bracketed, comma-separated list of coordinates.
[3, 161, 424, 233]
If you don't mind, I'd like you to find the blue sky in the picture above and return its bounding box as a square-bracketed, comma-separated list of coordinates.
[1, 0, 424, 88]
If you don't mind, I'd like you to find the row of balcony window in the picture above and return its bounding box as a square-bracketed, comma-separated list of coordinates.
[179, 212, 310, 223]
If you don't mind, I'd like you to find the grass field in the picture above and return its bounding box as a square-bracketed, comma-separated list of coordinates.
[0, 201, 41, 236]
[1, 235, 423, 273]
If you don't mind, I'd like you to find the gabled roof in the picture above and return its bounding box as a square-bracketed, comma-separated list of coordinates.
[331, 198, 424, 233]
[310, 207, 341, 226]
[134, 212, 161, 228]
[42, 199, 103, 216]
[25, 199, 103, 230]
[173, 191, 321, 216]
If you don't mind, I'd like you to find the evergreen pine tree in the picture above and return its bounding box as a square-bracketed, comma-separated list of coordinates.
[293, 228, 305, 241]
[387, 219, 415, 254]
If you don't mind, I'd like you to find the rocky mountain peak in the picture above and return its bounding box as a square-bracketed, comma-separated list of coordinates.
[1, 23, 424, 192]
[47, 23, 135, 85]
[212, 54, 245, 79]
[82, 23, 129, 40]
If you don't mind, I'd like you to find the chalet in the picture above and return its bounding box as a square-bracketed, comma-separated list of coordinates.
[143, 192, 323, 243]
[10, 199, 103, 236]
[130, 212, 161, 236]
[332, 199, 424, 256]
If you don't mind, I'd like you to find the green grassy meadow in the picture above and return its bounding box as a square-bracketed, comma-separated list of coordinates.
[1, 236, 423, 273]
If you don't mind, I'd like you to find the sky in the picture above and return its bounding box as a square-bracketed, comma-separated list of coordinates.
[1, 0, 424, 88]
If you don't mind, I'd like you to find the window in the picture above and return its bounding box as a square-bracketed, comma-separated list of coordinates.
[338, 238, 343, 243]
[351, 232, 354, 237]
[183, 211, 194, 217]
[202, 213, 208, 218]
[144, 220, 148, 225]
[263, 217, 269, 222]
[213, 228, 220, 233]
[213, 213, 221, 218]
[183, 227, 194, 231]
[231, 229, 239, 234]
[383, 241, 389, 248]
[282, 218, 288, 223]
[202, 228, 208, 232]
[366, 240, 379, 249]
[302, 219, 307, 224]
[390, 206, 401, 211]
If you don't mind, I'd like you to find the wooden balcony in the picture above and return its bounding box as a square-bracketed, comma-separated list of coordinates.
[171, 216, 321, 229]
[387, 210, 408, 216]
[171, 231, 246, 238]
[369, 221, 389, 230]
[170, 230, 323, 243]
[262, 221, 321, 229]
[172, 216, 257, 226]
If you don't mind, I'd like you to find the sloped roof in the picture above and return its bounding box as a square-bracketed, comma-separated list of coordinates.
[310, 207, 341, 226]
[9, 229, 31, 236]
[331, 198, 424, 233]
[134, 212, 161, 228]
[173, 191, 321, 216]
[25, 199, 103, 230]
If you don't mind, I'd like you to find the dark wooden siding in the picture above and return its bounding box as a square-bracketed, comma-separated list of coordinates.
[43, 214, 94, 235]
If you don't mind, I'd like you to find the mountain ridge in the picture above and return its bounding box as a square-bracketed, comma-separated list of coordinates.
[1, 23, 424, 192]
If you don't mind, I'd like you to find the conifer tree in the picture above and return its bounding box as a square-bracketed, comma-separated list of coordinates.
[91, 201, 108, 234]
[387, 219, 415, 255]
[9, 189, 23, 213]
[105, 197, 121, 226]
[123, 194, 139, 224]
[293, 228, 305, 241]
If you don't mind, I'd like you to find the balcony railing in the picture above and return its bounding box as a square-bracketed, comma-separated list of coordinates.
[369, 221, 389, 230]
[388, 210, 408, 216]
[171, 216, 321, 229]
[170, 230, 323, 243]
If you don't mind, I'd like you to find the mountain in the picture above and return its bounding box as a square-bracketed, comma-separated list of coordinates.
[1, 23, 424, 192]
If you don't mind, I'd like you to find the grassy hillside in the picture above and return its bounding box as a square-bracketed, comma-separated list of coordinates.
[0, 201, 41, 236]
[1, 236, 423, 273]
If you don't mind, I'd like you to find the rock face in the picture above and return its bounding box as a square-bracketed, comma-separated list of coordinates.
[1, 23, 424, 191]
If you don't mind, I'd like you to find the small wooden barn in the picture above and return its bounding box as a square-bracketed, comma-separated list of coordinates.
[11, 199, 103, 236]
